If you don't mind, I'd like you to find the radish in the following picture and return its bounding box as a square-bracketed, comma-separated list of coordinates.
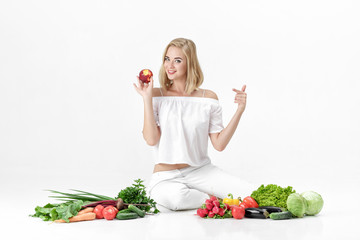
[212, 206, 220, 214]
[206, 202, 214, 210]
[213, 200, 220, 208]
[218, 208, 225, 217]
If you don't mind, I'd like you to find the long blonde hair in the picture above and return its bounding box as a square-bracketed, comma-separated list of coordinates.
[159, 38, 204, 94]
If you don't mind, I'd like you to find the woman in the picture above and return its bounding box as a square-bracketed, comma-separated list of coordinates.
[133, 38, 254, 211]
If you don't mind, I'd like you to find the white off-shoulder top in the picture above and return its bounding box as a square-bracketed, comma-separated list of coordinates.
[152, 95, 224, 167]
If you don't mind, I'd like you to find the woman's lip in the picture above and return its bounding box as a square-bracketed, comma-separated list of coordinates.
[167, 70, 176, 74]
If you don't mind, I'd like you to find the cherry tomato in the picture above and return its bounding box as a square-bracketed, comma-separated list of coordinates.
[242, 196, 259, 208]
[102, 206, 117, 220]
[93, 205, 104, 219]
[231, 206, 245, 219]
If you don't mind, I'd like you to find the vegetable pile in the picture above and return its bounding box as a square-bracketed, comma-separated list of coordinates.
[196, 195, 259, 219]
[196, 185, 324, 221]
[31, 179, 159, 223]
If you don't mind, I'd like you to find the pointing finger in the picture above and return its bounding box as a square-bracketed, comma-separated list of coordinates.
[241, 85, 246, 92]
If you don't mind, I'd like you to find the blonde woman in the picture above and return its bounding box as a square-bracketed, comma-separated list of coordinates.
[134, 38, 254, 211]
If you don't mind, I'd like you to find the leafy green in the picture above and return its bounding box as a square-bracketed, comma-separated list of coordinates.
[251, 184, 296, 209]
[301, 191, 324, 215]
[31, 200, 84, 222]
[287, 193, 307, 217]
[117, 179, 159, 213]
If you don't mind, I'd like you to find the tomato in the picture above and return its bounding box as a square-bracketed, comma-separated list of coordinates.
[102, 206, 117, 220]
[242, 196, 259, 208]
[231, 206, 245, 219]
[93, 205, 104, 219]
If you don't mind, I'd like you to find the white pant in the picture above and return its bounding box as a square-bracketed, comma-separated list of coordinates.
[148, 163, 256, 211]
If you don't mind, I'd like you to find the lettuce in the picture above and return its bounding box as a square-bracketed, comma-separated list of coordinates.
[250, 184, 296, 209]
[31, 200, 83, 222]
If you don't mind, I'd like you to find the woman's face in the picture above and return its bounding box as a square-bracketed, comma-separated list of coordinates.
[164, 46, 187, 81]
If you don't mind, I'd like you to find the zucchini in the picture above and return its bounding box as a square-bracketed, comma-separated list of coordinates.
[128, 204, 145, 218]
[116, 212, 139, 220]
[258, 206, 282, 213]
[270, 211, 293, 220]
[245, 208, 269, 219]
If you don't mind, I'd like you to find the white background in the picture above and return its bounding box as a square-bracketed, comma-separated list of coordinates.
[1, 0, 359, 239]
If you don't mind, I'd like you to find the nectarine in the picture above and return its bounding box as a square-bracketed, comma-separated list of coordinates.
[139, 69, 153, 83]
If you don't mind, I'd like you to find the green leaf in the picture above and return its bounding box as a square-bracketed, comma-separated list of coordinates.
[31, 200, 83, 222]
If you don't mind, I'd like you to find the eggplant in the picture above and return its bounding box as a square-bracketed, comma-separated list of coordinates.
[245, 208, 269, 219]
[258, 206, 282, 214]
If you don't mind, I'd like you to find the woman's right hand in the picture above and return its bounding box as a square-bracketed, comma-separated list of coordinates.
[133, 76, 154, 100]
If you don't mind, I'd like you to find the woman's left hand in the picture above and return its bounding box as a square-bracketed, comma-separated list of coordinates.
[233, 85, 247, 113]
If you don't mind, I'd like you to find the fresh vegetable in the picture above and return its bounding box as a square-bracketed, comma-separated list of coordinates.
[208, 211, 215, 218]
[102, 206, 118, 220]
[269, 211, 292, 220]
[258, 206, 282, 213]
[242, 196, 259, 208]
[93, 205, 105, 219]
[244, 208, 269, 219]
[116, 212, 139, 220]
[77, 207, 94, 215]
[239, 202, 248, 209]
[251, 184, 295, 209]
[286, 193, 307, 218]
[54, 212, 96, 223]
[218, 208, 225, 217]
[197, 208, 208, 218]
[31, 200, 84, 222]
[301, 191, 324, 216]
[46, 179, 158, 213]
[223, 193, 240, 206]
[197, 197, 232, 219]
[118, 208, 135, 214]
[117, 179, 159, 213]
[231, 206, 245, 219]
[128, 204, 145, 217]
[48, 189, 114, 202]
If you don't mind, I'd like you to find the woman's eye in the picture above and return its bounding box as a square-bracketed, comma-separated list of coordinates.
[164, 57, 170, 61]
[175, 59, 182, 63]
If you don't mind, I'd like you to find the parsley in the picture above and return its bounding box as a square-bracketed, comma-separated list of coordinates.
[117, 179, 159, 213]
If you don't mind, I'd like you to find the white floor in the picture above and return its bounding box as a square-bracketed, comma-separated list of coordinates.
[2, 170, 359, 240]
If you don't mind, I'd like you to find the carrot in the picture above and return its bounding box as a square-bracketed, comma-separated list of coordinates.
[77, 207, 94, 215]
[54, 212, 96, 223]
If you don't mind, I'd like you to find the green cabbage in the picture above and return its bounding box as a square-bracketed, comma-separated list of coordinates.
[286, 193, 307, 217]
[301, 191, 324, 215]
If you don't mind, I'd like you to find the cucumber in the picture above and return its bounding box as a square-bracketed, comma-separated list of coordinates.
[118, 208, 134, 214]
[116, 212, 139, 220]
[270, 211, 293, 220]
[128, 204, 145, 218]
